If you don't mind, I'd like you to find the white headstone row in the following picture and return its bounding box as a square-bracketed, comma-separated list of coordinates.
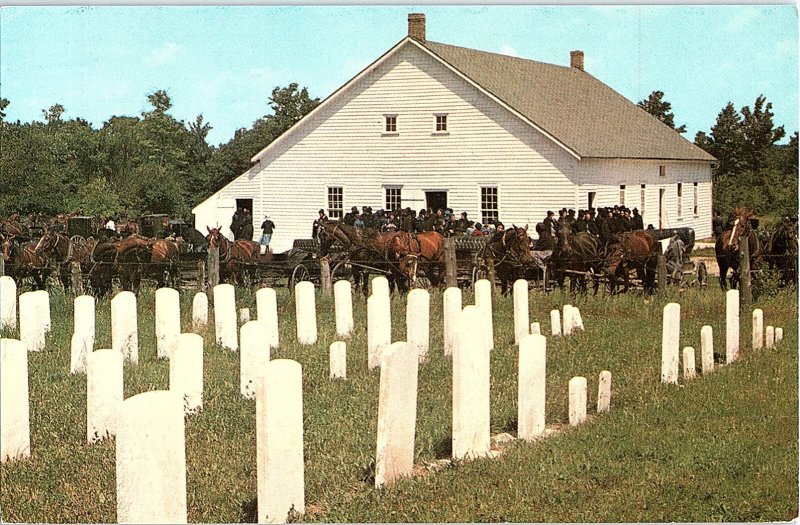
[0, 276, 16, 331]
[1, 338, 29, 463]
[19, 290, 50, 352]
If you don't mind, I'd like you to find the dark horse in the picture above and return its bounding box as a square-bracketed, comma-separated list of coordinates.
[147, 238, 181, 288]
[477, 225, 535, 295]
[715, 208, 762, 290]
[33, 227, 75, 291]
[550, 223, 604, 294]
[318, 220, 403, 295]
[387, 231, 445, 288]
[206, 226, 260, 284]
[88, 234, 153, 297]
[605, 230, 659, 294]
[2, 234, 51, 290]
[765, 217, 798, 286]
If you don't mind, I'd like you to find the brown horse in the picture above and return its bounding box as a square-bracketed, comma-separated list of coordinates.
[34, 227, 75, 291]
[116, 218, 140, 238]
[2, 235, 51, 290]
[551, 223, 604, 294]
[478, 225, 535, 295]
[206, 226, 260, 284]
[318, 220, 404, 294]
[715, 208, 762, 290]
[605, 230, 659, 294]
[2, 213, 30, 241]
[388, 231, 445, 288]
[148, 238, 181, 288]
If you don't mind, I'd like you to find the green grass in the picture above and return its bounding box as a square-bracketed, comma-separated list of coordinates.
[1, 282, 797, 522]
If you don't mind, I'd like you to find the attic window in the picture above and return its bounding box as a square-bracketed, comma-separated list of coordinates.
[384, 114, 398, 134]
[434, 113, 448, 133]
[659, 165, 666, 177]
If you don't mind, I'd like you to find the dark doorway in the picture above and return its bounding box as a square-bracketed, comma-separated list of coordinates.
[658, 189, 665, 228]
[425, 191, 447, 211]
[587, 192, 596, 210]
[236, 198, 253, 214]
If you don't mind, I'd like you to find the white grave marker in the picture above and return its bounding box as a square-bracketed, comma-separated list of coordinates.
[294, 281, 317, 345]
[367, 294, 391, 370]
[239, 308, 250, 324]
[518, 334, 546, 441]
[375, 341, 419, 488]
[775, 327, 783, 344]
[116, 390, 187, 524]
[170, 333, 204, 415]
[73, 294, 96, 354]
[726, 289, 739, 363]
[568, 376, 587, 426]
[661, 303, 680, 384]
[334, 280, 354, 337]
[442, 287, 462, 357]
[70, 332, 90, 375]
[765, 325, 775, 349]
[112, 291, 138, 364]
[597, 370, 612, 413]
[752, 308, 763, 350]
[452, 305, 490, 460]
[700, 325, 714, 375]
[474, 279, 494, 351]
[371, 275, 390, 297]
[240, 321, 270, 399]
[1, 339, 29, 462]
[329, 341, 346, 379]
[562, 304, 574, 336]
[87, 349, 123, 443]
[213, 283, 238, 351]
[530, 322, 541, 335]
[257, 360, 305, 524]
[573, 307, 585, 332]
[19, 291, 46, 352]
[513, 279, 529, 345]
[156, 288, 181, 359]
[256, 287, 280, 349]
[191, 292, 208, 330]
[683, 347, 697, 380]
[0, 276, 17, 331]
[406, 289, 430, 362]
[34, 290, 51, 333]
[550, 309, 562, 337]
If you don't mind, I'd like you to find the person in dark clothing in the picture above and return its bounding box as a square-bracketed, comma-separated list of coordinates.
[631, 208, 644, 230]
[401, 208, 415, 233]
[260, 215, 275, 253]
[543, 211, 556, 238]
[455, 212, 471, 234]
[361, 206, 374, 229]
[343, 206, 359, 226]
[533, 222, 555, 251]
[574, 211, 590, 234]
[599, 209, 615, 245]
[239, 209, 254, 240]
[712, 210, 725, 238]
[230, 210, 242, 240]
[312, 209, 328, 239]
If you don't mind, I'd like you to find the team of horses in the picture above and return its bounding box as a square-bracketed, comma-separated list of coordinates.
[2, 209, 797, 296]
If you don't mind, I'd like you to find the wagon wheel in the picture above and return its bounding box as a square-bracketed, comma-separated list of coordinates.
[70, 235, 86, 249]
[696, 261, 708, 289]
[412, 274, 433, 290]
[331, 260, 354, 284]
[471, 260, 488, 287]
[289, 263, 310, 291]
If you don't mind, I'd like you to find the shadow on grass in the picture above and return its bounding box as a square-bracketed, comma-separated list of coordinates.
[432, 435, 452, 459]
[239, 498, 257, 523]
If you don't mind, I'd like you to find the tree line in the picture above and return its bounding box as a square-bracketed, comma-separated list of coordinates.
[0, 87, 795, 221]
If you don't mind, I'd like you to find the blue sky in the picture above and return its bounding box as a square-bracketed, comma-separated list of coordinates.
[1, 5, 797, 146]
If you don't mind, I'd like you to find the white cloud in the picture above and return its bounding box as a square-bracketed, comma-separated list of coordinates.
[145, 42, 180, 66]
[498, 44, 521, 58]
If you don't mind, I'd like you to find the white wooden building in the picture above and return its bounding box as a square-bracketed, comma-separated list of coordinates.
[193, 13, 715, 252]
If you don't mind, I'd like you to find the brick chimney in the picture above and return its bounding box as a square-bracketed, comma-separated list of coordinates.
[408, 13, 426, 42]
[570, 50, 584, 71]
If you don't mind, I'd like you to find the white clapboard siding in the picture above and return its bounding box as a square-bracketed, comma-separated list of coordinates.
[192, 41, 713, 250]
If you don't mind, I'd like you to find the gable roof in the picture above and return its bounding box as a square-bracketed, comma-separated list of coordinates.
[421, 40, 714, 161]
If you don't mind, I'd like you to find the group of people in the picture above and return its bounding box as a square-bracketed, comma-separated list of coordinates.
[311, 205, 506, 240]
[230, 208, 275, 254]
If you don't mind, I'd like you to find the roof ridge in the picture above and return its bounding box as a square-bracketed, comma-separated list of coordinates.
[424, 39, 576, 72]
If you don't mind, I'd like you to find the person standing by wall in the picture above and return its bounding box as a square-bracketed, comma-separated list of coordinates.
[259, 214, 275, 254]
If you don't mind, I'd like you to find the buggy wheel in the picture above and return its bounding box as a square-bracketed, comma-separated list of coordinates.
[413, 274, 433, 290]
[70, 235, 86, 250]
[471, 262, 487, 287]
[697, 261, 708, 288]
[331, 260, 354, 284]
[290, 263, 310, 291]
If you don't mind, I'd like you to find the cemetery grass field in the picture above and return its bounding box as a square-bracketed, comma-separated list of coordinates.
[1, 281, 797, 523]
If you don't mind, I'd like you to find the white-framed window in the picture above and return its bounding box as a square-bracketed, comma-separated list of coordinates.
[619, 184, 626, 206]
[640, 184, 646, 215]
[659, 165, 666, 177]
[434, 113, 448, 132]
[327, 187, 343, 219]
[480, 187, 499, 224]
[384, 114, 397, 133]
[385, 187, 402, 211]
[693, 182, 698, 216]
[677, 183, 683, 217]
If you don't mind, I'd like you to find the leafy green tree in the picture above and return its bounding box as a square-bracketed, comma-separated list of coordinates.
[637, 90, 687, 133]
[0, 98, 9, 123]
[695, 102, 745, 176]
[69, 177, 121, 218]
[740, 95, 786, 173]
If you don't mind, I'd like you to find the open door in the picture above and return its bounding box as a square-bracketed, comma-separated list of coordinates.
[659, 188, 665, 228]
[425, 191, 447, 211]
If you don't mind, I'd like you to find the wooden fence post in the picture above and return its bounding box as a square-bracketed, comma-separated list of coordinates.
[71, 261, 83, 295]
[197, 259, 206, 292]
[320, 256, 332, 298]
[444, 237, 457, 288]
[740, 236, 752, 308]
[207, 247, 220, 290]
[0, 255, 4, 276]
[657, 254, 667, 292]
